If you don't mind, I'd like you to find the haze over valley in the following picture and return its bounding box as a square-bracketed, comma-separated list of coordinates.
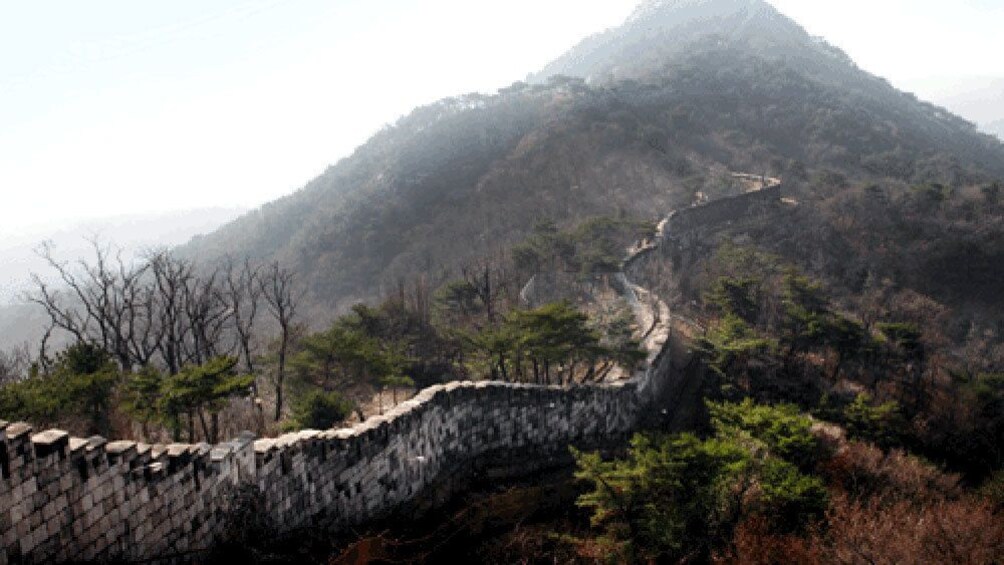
[0, 207, 246, 303]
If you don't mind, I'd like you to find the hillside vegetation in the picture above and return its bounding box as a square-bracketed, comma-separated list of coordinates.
[181, 0, 1004, 324]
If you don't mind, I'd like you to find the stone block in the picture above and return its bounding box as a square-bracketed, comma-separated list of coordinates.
[5, 422, 32, 440]
[150, 444, 168, 459]
[68, 437, 88, 454]
[209, 444, 233, 463]
[105, 441, 138, 465]
[253, 438, 277, 454]
[85, 436, 107, 451]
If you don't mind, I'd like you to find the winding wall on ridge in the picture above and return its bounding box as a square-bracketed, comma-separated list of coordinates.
[0, 173, 780, 564]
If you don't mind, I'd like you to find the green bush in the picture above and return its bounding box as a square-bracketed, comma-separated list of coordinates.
[709, 399, 823, 470]
[843, 393, 906, 449]
[756, 458, 828, 532]
[0, 343, 119, 435]
[573, 433, 752, 562]
[159, 357, 254, 442]
[288, 390, 353, 430]
[573, 401, 829, 561]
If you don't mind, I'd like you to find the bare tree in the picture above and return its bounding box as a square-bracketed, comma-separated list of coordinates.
[24, 240, 278, 443]
[36, 324, 54, 376]
[260, 262, 300, 421]
[181, 269, 231, 365]
[148, 251, 195, 374]
[460, 253, 513, 326]
[29, 242, 268, 380]
[224, 258, 264, 431]
[29, 240, 150, 370]
[0, 343, 32, 384]
[127, 283, 164, 367]
[223, 258, 262, 375]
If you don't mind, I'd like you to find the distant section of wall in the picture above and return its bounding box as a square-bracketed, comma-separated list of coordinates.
[519, 272, 634, 308]
[623, 174, 781, 278]
[665, 176, 781, 239]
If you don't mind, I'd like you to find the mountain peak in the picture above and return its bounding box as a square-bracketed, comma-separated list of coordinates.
[627, 0, 776, 23]
[530, 0, 804, 84]
[623, 0, 800, 46]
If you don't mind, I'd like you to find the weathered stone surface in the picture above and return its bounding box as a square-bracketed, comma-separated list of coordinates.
[166, 443, 191, 458]
[68, 438, 88, 453]
[104, 441, 138, 467]
[31, 430, 70, 459]
[6, 422, 32, 439]
[85, 436, 107, 451]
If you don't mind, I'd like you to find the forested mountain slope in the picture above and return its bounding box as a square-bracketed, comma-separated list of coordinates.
[181, 0, 1004, 322]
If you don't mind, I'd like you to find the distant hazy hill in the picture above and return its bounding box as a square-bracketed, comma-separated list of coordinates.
[1, 207, 247, 303]
[179, 0, 1004, 320]
[0, 207, 245, 350]
[922, 76, 1004, 131]
[987, 119, 1004, 140]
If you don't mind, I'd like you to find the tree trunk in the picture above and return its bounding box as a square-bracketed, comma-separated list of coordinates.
[170, 413, 182, 442]
[198, 409, 211, 443]
[274, 337, 287, 422]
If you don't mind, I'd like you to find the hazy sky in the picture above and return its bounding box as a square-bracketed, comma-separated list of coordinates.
[1, 0, 1002, 237]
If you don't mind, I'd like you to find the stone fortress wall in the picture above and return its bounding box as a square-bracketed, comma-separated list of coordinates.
[0, 173, 780, 564]
[666, 174, 782, 239]
[623, 173, 782, 276]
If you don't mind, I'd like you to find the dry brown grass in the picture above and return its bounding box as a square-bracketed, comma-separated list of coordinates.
[718, 435, 1004, 565]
